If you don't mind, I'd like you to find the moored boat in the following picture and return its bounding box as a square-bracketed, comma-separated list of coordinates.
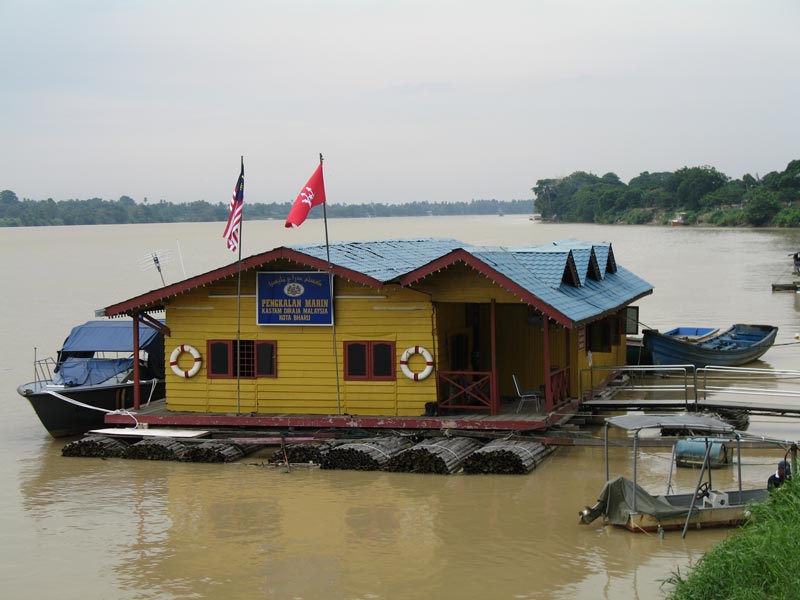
[642, 323, 778, 368]
[578, 414, 793, 535]
[17, 320, 165, 437]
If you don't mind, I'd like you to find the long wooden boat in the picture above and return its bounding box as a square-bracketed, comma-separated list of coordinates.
[578, 414, 792, 535]
[17, 320, 165, 437]
[642, 323, 778, 368]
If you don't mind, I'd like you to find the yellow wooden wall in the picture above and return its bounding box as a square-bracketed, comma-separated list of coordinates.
[165, 271, 440, 416]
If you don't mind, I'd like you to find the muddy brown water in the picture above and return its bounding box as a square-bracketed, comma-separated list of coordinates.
[3, 217, 800, 599]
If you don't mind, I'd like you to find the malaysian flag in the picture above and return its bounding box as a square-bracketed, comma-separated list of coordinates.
[223, 158, 244, 251]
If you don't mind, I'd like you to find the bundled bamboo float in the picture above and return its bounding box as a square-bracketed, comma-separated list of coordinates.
[123, 438, 189, 461]
[267, 442, 333, 465]
[386, 437, 484, 474]
[182, 441, 259, 463]
[62, 435, 130, 458]
[462, 439, 554, 474]
[321, 437, 413, 470]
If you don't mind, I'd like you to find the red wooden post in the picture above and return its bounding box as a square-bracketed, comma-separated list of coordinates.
[490, 299, 498, 415]
[543, 317, 551, 412]
[132, 316, 141, 410]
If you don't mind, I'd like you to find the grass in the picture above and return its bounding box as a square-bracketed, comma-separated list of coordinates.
[665, 480, 800, 600]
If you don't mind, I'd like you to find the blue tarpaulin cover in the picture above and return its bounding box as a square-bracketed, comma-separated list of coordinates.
[58, 357, 134, 386]
[60, 320, 162, 353]
[57, 320, 165, 380]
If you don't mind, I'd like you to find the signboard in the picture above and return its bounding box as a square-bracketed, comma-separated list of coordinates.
[257, 271, 333, 326]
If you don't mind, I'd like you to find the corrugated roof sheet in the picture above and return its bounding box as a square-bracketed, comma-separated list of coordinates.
[290, 238, 653, 325]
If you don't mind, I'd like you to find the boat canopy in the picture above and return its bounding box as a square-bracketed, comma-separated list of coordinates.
[57, 357, 134, 387]
[58, 319, 165, 378]
[60, 320, 163, 353]
[589, 476, 693, 526]
[606, 414, 735, 434]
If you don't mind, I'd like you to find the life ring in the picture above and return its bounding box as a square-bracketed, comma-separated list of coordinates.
[170, 344, 202, 378]
[400, 345, 434, 381]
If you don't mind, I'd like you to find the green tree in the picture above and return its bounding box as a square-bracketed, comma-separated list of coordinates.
[743, 188, 782, 226]
[669, 166, 729, 211]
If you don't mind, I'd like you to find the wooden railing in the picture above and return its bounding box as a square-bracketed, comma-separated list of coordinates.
[436, 371, 497, 414]
[547, 367, 570, 411]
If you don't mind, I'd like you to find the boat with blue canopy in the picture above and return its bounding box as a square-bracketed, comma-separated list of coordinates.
[17, 319, 165, 437]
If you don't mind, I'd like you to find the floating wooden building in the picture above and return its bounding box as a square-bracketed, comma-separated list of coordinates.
[99, 238, 653, 432]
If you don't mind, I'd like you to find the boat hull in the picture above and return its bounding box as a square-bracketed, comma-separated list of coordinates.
[620, 488, 768, 532]
[642, 324, 778, 368]
[623, 504, 749, 532]
[18, 380, 165, 438]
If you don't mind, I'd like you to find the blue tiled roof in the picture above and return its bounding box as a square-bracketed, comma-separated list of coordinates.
[291, 238, 464, 282]
[290, 238, 652, 325]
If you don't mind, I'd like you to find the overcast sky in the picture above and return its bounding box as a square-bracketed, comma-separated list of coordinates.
[2, 0, 798, 205]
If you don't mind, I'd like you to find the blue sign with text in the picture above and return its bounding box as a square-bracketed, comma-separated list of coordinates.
[257, 272, 333, 326]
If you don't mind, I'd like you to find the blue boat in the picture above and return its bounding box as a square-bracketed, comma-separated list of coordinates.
[642, 324, 778, 368]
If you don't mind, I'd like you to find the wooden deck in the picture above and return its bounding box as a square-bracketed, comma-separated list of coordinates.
[104, 398, 582, 432]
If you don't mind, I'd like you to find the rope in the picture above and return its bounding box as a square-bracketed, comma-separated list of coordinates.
[348, 442, 393, 460]
[45, 390, 113, 413]
[144, 378, 158, 406]
[506, 443, 541, 460]
[416, 443, 462, 461]
[44, 385, 149, 428]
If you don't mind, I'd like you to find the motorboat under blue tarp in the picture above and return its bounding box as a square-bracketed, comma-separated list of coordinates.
[18, 318, 166, 437]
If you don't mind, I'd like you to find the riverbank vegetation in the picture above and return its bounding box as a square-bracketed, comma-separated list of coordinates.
[0, 191, 531, 227]
[3, 159, 798, 227]
[534, 160, 800, 227]
[665, 480, 800, 600]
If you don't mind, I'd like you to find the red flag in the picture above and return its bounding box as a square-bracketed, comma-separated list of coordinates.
[285, 162, 326, 228]
[223, 158, 244, 251]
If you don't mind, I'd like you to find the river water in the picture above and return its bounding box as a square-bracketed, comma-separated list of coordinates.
[2, 216, 800, 600]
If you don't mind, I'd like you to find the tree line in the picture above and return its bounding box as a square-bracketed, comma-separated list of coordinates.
[0, 192, 532, 227]
[533, 160, 800, 226]
[4, 159, 799, 227]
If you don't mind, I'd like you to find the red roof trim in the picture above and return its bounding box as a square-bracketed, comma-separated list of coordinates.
[103, 247, 383, 317]
[397, 249, 574, 328]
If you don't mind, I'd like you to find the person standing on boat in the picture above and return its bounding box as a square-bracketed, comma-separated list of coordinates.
[793, 252, 800, 275]
[768, 460, 791, 490]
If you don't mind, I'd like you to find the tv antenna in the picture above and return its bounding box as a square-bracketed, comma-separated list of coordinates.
[138, 249, 175, 286]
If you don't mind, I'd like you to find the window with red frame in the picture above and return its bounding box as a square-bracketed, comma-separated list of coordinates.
[344, 341, 395, 381]
[207, 340, 277, 378]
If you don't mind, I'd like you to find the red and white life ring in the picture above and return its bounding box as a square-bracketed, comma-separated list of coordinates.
[170, 344, 202, 378]
[400, 345, 434, 381]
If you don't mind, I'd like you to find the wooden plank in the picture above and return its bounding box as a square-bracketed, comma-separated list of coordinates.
[90, 427, 210, 438]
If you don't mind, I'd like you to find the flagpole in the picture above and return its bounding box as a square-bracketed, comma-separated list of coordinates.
[235, 155, 243, 414]
[320, 153, 342, 415]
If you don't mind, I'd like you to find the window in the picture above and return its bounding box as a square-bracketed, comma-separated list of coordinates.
[207, 340, 277, 378]
[344, 341, 396, 381]
[623, 306, 640, 335]
[587, 318, 613, 353]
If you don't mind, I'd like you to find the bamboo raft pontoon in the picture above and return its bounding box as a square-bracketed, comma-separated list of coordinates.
[62, 432, 559, 474]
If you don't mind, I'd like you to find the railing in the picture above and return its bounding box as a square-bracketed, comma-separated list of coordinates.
[580, 364, 800, 411]
[697, 366, 800, 401]
[548, 367, 570, 411]
[436, 370, 496, 414]
[580, 364, 696, 409]
[33, 357, 58, 384]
